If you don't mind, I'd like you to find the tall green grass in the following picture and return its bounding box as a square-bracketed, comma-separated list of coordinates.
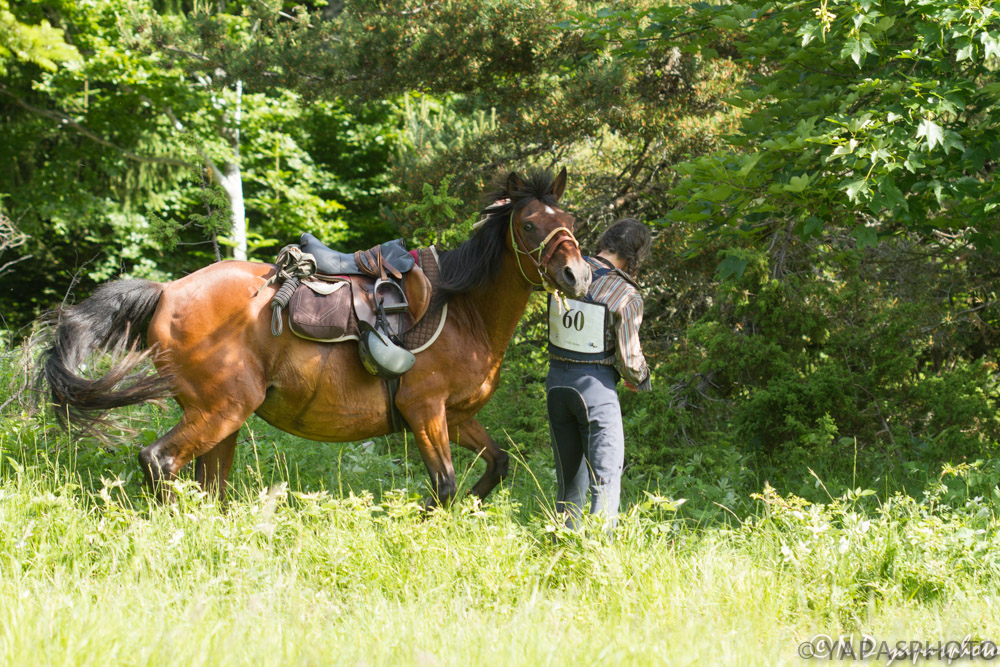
[2, 341, 1000, 665]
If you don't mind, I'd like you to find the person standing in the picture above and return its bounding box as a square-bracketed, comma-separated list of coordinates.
[546, 218, 652, 530]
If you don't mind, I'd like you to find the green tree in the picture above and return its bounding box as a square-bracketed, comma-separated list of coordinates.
[560, 0, 1000, 467]
[0, 0, 400, 325]
[588, 0, 1000, 252]
[0, 0, 78, 74]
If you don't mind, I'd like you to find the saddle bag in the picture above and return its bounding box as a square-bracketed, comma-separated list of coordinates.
[287, 280, 353, 341]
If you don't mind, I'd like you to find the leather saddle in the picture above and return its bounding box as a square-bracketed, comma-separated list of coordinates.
[272, 235, 432, 348]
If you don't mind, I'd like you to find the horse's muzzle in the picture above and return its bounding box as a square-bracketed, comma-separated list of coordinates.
[556, 256, 592, 298]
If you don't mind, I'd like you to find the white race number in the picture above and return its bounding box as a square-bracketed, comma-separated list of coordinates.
[548, 296, 607, 354]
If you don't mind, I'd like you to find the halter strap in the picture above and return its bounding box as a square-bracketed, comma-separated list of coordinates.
[508, 209, 579, 291]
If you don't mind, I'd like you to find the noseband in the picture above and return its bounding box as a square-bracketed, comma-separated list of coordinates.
[509, 208, 579, 291]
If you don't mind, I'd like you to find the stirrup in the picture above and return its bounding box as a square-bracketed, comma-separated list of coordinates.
[373, 278, 409, 314]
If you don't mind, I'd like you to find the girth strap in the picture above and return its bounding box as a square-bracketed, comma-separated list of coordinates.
[386, 377, 407, 433]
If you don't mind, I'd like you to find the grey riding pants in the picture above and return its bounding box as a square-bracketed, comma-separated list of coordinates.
[546, 360, 625, 529]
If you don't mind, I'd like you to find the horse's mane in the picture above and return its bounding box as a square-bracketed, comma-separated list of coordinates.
[436, 169, 561, 298]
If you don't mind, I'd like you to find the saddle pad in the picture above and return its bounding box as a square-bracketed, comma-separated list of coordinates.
[400, 247, 448, 352]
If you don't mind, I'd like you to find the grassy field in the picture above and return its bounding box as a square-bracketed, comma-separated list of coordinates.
[2, 345, 1000, 666]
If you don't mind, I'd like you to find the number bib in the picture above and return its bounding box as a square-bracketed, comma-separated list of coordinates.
[547, 295, 613, 362]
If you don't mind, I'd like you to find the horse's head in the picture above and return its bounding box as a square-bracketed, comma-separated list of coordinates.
[505, 168, 591, 298]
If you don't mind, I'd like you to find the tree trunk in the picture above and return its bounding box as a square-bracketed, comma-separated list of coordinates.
[207, 79, 247, 261]
[211, 161, 247, 261]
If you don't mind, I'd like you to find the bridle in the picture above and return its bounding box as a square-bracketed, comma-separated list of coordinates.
[508, 207, 579, 292]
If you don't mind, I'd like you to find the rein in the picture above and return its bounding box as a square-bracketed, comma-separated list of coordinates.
[508, 209, 578, 292]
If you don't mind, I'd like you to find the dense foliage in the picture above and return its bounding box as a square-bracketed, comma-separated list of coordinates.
[556, 0, 1000, 491]
[598, 0, 1000, 241]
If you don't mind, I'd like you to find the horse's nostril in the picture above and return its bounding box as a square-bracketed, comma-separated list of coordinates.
[563, 266, 575, 283]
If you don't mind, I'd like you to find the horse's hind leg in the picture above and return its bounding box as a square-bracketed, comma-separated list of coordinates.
[450, 417, 510, 500]
[139, 392, 261, 498]
[195, 432, 238, 501]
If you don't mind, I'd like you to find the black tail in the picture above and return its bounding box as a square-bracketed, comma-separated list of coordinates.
[38, 279, 174, 431]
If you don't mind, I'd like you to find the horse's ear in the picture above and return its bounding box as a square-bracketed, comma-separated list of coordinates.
[507, 171, 525, 195]
[549, 167, 567, 201]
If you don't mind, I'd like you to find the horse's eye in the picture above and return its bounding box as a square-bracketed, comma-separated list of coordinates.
[523, 222, 534, 232]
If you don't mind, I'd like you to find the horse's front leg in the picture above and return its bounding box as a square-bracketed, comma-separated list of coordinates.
[449, 417, 509, 500]
[403, 404, 457, 508]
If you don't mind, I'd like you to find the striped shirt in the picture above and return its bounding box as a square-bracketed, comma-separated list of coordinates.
[551, 256, 650, 387]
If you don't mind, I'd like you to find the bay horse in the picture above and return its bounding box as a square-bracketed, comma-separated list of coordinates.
[40, 169, 590, 505]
